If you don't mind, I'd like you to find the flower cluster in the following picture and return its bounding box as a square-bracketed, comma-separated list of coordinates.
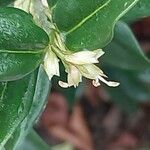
[41, 0, 119, 88]
[44, 45, 119, 88]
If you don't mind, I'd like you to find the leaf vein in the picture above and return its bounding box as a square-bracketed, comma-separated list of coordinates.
[66, 0, 111, 35]
[0, 82, 7, 104]
[0, 49, 45, 54]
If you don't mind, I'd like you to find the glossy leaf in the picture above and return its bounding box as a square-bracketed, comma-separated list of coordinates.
[0, 66, 50, 149]
[17, 67, 50, 147]
[123, 0, 150, 22]
[103, 66, 150, 113]
[0, 8, 49, 50]
[110, 69, 150, 102]
[53, 0, 139, 51]
[0, 74, 34, 148]
[15, 129, 50, 150]
[0, 0, 15, 6]
[138, 69, 150, 83]
[0, 7, 49, 81]
[47, 0, 58, 7]
[102, 21, 150, 71]
[13, 66, 50, 149]
[101, 21, 150, 112]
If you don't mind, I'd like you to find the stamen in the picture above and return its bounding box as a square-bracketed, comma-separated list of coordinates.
[58, 81, 69, 88]
[92, 80, 101, 87]
[98, 76, 120, 87]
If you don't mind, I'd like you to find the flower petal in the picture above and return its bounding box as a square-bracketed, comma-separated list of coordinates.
[65, 49, 104, 65]
[94, 49, 105, 59]
[78, 64, 107, 79]
[44, 49, 60, 80]
[41, 0, 49, 7]
[67, 65, 82, 87]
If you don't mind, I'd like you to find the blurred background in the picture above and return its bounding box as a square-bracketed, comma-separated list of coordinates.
[35, 17, 150, 150]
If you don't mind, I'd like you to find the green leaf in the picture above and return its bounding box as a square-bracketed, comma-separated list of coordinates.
[0, 0, 15, 6]
[47, 0, 58, 7]
[101, 22, 150, 112]
[123, 0, 150, 22]
[106, 85, 138, 113]
[0, 7, 49, 51]
[12, 66, 50, 149]
[0, 66, 50, 149]
[102, 21, 150, 71]
[53, 0, 139, 51]
[138, 69, 150, 83]
[15, 129, 50, 150]
[0, 7, 49, 81]
[111, 69, 150, 102]
[0, 74, 35, 148]
[18, 129, 73, 150]
[103, 66, 150, 113]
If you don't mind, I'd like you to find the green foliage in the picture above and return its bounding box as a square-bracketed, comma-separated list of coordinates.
[15, 129, 50, 150]
[0, 0, 150, 149]
[53, 0, 139, 51]
[0, 66, 50, 149]
[102, 22, 150, 71]
[0, 0, 15, 6]
[0, 8, 49, 81]
[124, 0, 150, 22]
[103, 66, 150, 113]
[47, 0, 58, 7]
[101, 22, 150, 113]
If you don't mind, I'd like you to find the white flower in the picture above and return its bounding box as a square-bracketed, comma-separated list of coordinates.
[41, 0, 49, 7]
[78, 64, 119, 87]
[65, 49, 104, 65]
[59, 64, 82, 88]
[44, 47, 60, 80]
[58, 49, 120, 88]
[42, 28, 119, 88]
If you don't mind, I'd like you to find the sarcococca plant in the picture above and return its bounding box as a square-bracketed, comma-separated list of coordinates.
[0, 0, 149, 149]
